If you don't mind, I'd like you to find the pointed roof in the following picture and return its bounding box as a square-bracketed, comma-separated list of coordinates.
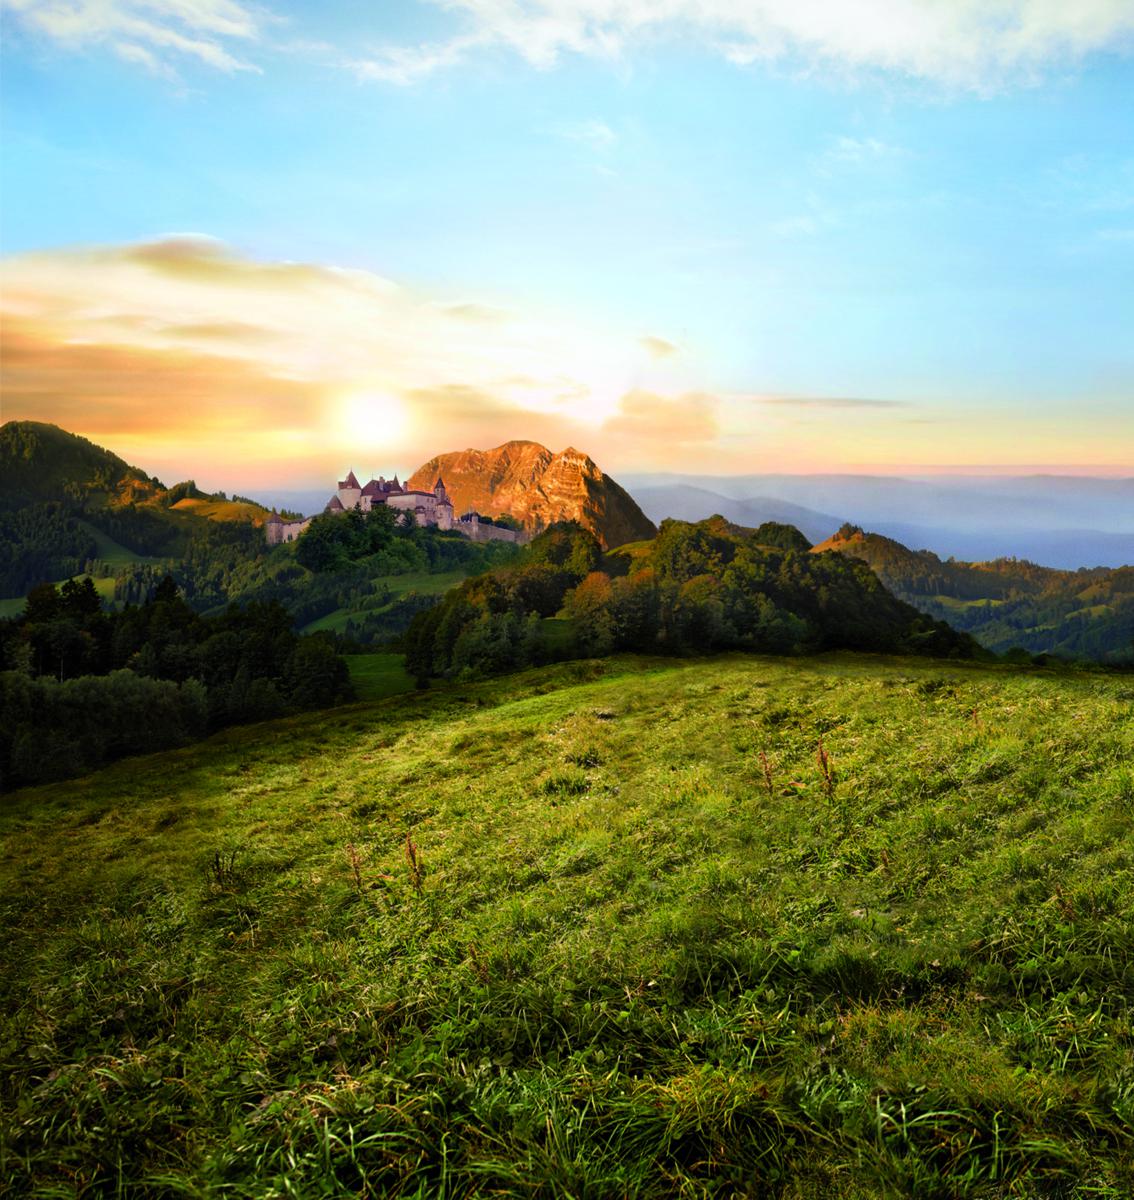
[266, 510, 282, 524]
[360, 479, 382, 497]
[342, 469, 361, 489]
[327, 495, 345, 512]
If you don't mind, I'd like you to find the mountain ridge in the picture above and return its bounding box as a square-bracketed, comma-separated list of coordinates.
[407, 440, 656, 549]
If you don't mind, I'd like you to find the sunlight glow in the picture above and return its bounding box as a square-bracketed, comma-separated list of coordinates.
[336, 390, 411, 450]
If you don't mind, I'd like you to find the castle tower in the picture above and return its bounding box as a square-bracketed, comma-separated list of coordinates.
[265, 510, 283, 546]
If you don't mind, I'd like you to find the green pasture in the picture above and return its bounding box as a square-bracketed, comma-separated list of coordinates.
[2, 653, 1132, 1197]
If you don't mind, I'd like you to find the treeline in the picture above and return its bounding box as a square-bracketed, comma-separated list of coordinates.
[0, 502, 97, 596]
[293, 506, 522, 576]
[404, 518, 979, 684]
[0, 576, 352, 790]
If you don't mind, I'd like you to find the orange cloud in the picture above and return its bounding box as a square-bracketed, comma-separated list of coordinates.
[603, 389, 720, 446]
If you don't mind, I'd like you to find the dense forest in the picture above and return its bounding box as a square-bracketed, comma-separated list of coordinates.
[821, 525, 1134, 662]
[0, 576, 352, 789]
[404, 519, 980, 684]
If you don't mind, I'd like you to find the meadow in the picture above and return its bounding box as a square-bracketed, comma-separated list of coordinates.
[1, 653, 1132, 1197]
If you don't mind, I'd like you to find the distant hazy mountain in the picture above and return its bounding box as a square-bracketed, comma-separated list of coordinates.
[408, 441, 656, 549]
[624, 472, 1133, 569]
[631, 485, 844, 545]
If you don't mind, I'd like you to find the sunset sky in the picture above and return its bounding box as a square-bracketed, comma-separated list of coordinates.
[1, 1, 1132, 489]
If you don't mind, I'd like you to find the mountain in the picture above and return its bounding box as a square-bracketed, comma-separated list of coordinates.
[631, 484, 843, 544]
[407, 440, 656, 549]
[623, 472, 1134, 569]
[815, 524, 1134, 662]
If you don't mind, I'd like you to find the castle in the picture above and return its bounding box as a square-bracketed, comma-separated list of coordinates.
[265, 470, 527, 546]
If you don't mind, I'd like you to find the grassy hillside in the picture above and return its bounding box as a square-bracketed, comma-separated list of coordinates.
[2, 653, 1131, 1197]
[169, 497, 270, 524]
[302, 570, 470, 636]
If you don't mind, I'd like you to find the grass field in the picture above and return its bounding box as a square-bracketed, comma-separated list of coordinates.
[302, 570, 470, 635]
[169, 497, 268, 523]
[76, 520, 159, 566]
[1, 653, 1132, 1197]
[344, 652, 416, 700]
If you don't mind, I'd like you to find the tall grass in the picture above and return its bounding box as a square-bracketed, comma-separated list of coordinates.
[1, 652, 1131, 1197]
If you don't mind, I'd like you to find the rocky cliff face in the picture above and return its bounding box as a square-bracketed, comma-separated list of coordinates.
[407, 440, 656, 549]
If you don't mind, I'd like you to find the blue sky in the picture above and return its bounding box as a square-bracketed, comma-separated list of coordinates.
[1, 1, 1131, 483]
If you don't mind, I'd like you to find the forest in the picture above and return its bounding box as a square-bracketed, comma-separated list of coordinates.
[403, 519, 980, 684]
[0, 575, 352, 789]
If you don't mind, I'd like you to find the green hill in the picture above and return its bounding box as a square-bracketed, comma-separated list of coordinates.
[2, 653, 1131, 1197]
[0, 420, 162, 506]
[0, 422, 272, 598]
[816, 524, 1134, 663]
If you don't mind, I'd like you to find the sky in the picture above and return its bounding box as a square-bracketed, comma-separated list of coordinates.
[1, 0, 1132, 489]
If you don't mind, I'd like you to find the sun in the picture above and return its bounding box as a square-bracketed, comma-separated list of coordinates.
[337, 390, 411, 448]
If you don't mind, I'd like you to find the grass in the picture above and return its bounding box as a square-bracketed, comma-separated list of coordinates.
[2, 652, 1132, 1197]
[169, 497, 268, 523]
[302, 570, 470, 635]
[343, 652, 416, 701]
[0, 573, 117, 616]
[929, 594, 1006, 611]
[75, 520, 161, 566]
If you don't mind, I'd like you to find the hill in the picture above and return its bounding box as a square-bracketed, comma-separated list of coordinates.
[0, 420, 165, 506]
[623, 471, 1134, 569]
[817, 524, 1134, 662]
[2, 653, 1131, 1196]
[0, 422, 273, 598]
[407, 440, 656, 549]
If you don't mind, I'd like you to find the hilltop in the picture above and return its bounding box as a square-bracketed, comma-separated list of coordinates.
[2, 653, 1130, 1196]
[816, 523, 1134, 662]
[407, 440, 656, 549]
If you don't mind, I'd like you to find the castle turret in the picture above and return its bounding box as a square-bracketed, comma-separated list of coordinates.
[265, 510, 284, 546]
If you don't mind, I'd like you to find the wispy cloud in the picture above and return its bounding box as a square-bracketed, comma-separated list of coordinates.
[759, 396, 913, 409]
[640, 335, 678, 358]
[348, 32, 487, 85]
[351, 1, 1134, 91]
[557, 119, 618, 151]
[603, 389, 720, 445]
[0, 0, 264, 77]
[821, 135, 906, 167]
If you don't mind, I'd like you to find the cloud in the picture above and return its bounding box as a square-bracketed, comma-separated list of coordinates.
[1, 317, 319, 436]
[349, 33, 488, 85]
[557, 119, 618, 151]
[640, 335, 679, 358]
[0, 235, 667, 472]
[436, 301, 510, 322]
[759, 396, 913, 409]
[0, 0, 263, 76]
[821, 135, 905, 167]
[603, 389, 720, 444]
[357, 1, 1134, 90]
